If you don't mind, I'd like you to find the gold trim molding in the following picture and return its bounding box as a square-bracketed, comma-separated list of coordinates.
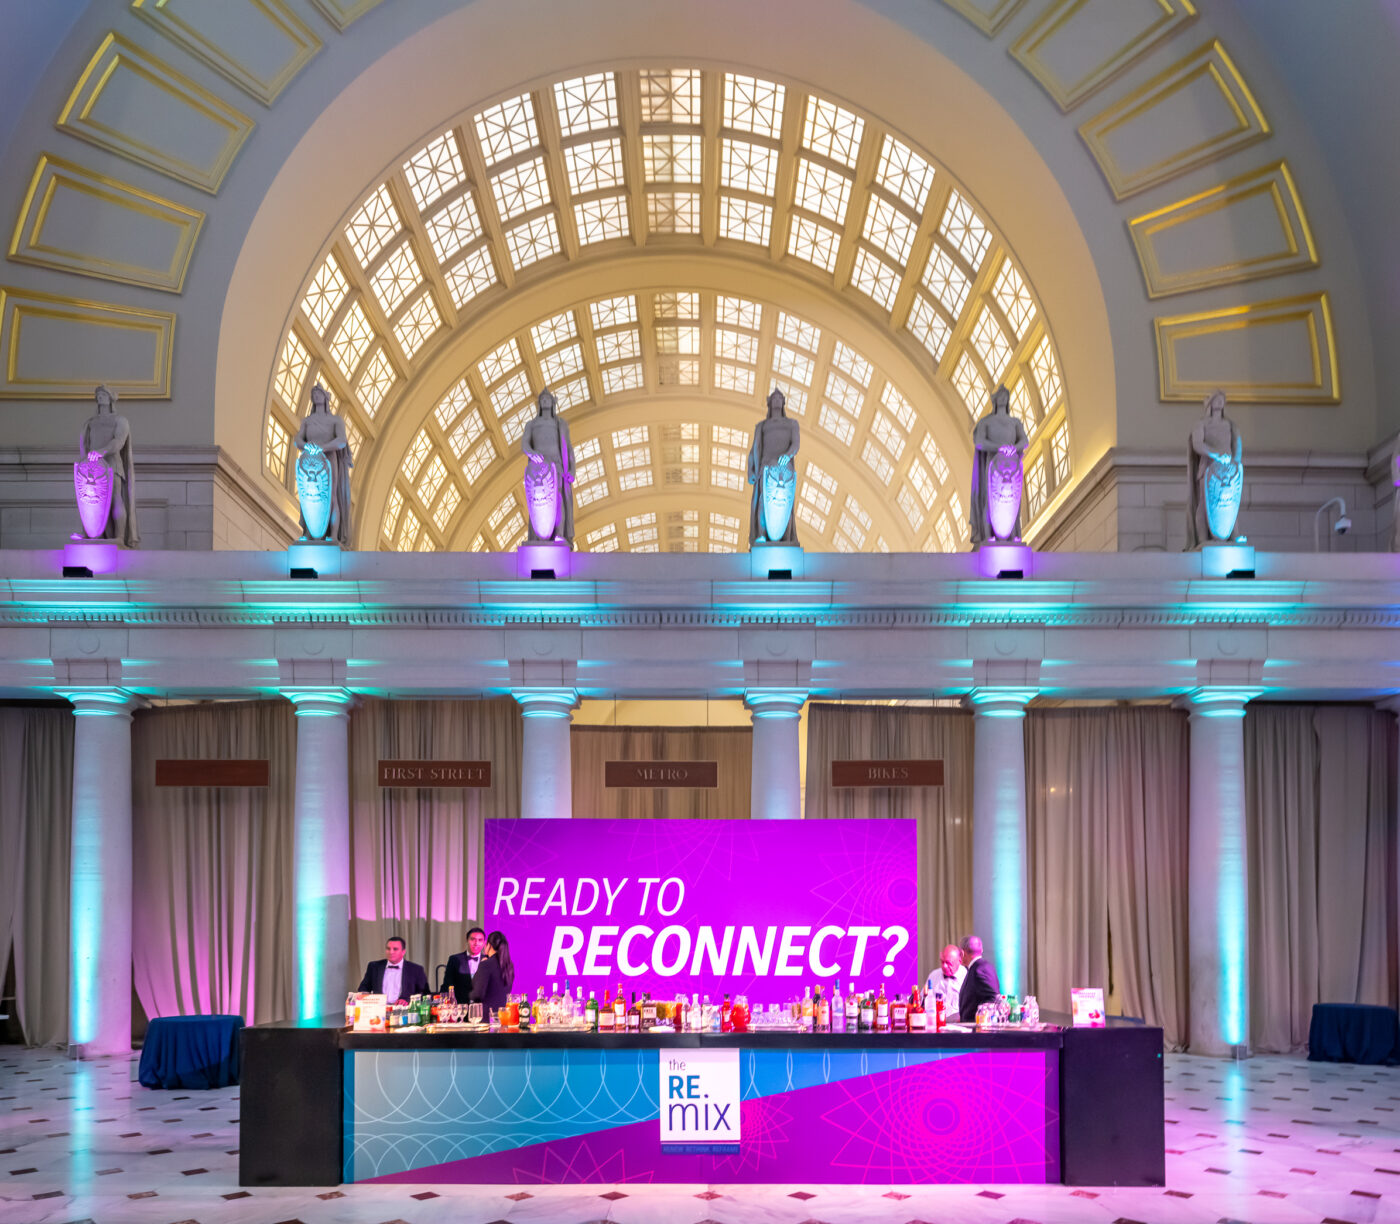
[937, 0, 1028, 37]
[1128, 161, 1317, 298]
[0, 287, 175, 399]
[308, 0, 384, 32]
[57, 32, 255, 194]
[131, 0, 322, 107]
[1079, 39, 1269, 199]
[9, 154, 205, 292]
[1010, 0, 1197, 112]
[1155, 292, 1338, 404]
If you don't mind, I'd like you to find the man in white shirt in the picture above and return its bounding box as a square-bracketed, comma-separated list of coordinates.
[925, 944, 966, 1020]
[357, 935, 429, 1003]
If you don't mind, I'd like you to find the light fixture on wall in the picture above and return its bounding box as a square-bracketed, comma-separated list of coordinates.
[1312, 497, 1351, 552]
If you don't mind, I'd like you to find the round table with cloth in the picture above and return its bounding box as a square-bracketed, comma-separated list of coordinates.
[1307, 1003, 1400, 1066]
[138, 1014, 245, 1089]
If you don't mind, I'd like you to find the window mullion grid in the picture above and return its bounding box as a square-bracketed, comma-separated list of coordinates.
[534, 87, 580, 262]
[457, 115, 519, 291]
[575, 304, 606, 408]
[828, 126, 881, 289]
[766, 82, 805, 263]
[886, 178, 950, 335]
[614, 70, 649, 247]
[396, 166, 462, 335]
[943, 232, 1005, 386]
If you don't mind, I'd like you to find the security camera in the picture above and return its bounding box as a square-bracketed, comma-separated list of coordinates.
[1334, 515, 1351, 535]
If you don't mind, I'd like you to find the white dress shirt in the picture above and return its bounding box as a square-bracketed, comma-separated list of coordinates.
[925, 964, 966, 1016]
[382, 960, 403, 1002]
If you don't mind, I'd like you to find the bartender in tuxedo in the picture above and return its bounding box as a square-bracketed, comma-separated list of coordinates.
[357, 935, 429, 1003]
[957, 934, 1001, 1022]
[442, 926, 486, 999]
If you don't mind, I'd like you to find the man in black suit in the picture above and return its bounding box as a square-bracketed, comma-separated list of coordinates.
[358, 935, 429, 1003]
[957, 934, 1001, 1023]
[442, 926, 486, 1000]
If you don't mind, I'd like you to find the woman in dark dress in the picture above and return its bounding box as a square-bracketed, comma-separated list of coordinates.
[471, 930, 515, 1013]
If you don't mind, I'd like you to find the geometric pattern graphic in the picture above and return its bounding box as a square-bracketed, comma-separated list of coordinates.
[351, 1046, 1059, 1184]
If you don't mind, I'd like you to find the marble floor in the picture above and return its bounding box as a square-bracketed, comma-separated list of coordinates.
[1, 1046, 1397, 1224]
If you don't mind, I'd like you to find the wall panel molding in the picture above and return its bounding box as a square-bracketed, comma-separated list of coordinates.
[1128, 161, 1317, 298]
[1154, 292, 1338, 404]
[308, 0, 385, 32]
[0, 287, 176, 398]
[8, 154, 205, 292]
[937, 0, 1028, 37]
[56, 32, 255, 193]
[1010, 0, 1197, 111]
[1078, 39, 1269, 199]
[130, 0, 322, 107]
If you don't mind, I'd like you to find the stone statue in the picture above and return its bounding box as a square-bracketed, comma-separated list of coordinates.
[1187, 389, 1243, 548]
[520, 389, 575, 545]
[293, 384, 354, 545]
[75, 385, 139, 547]
[969, 384, 1029, 547]
[748, 388, 801, 545]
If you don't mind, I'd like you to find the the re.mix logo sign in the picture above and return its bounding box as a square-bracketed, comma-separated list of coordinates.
[659, 1049, 741, 1153]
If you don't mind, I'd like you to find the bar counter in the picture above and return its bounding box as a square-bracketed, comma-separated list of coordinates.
[240, 1017, 1163, 1189]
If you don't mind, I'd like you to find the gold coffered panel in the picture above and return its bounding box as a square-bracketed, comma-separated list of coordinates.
[0, 287, 175, 399]
[131, 0, 322, 107]
[1155, 292, 1338, 404]
[9, 155, 205, 292]
[1010, 0, 1197, 111]
[1078, 40, 1269, 199]
[57, 32, 255, 194]
[938, 0, 1028, 37]
[1129, 162, 1316, 298]
[308, 0, 384, 32]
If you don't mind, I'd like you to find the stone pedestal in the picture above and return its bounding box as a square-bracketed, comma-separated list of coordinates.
[969, 688, 1035, 997]
[748, 543, 804, 580]
[61, 688, 136, 1057]
[1199, 541, 1255, 578]
[62, 539, 120, 575]
[744, 688, 806, 819]
[1184, 689, 1255, 1057]
[514, 688, 578, 816]
[974, 541, 1033, 579]
[287, 540, 342, 577]
[285, 688, 353, 1021]
[517, 540, 573, 580]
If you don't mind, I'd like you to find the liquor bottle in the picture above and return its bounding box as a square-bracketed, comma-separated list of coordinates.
[599, 990, 615, 1032]
[576, 985, 584, 1023]
[689, 993, 703, 1033]
[641, 992, 657, 1032]
[860, 990, 875, 1033]
[585, 991, 599, 1032]
[675, 994, 688, 1032]
[846, 982, 860, 1032]
[627, 990, 641, 1033]
[875, 984, 890, 1033]
[613, 985, 627, 1029]
[519, 991, 533, 1028]
[814, 984, 829, 1032]
[935, 985, 946, 1032]
[908, 987, 927, 1032]
[721, 993, 733, 1033]
[831, 982, 844, 1032]
[800, 986, 814, 1033]
[891, 992, 908, 1033]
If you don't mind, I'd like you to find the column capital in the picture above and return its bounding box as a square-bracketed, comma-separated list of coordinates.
[55, 688, 140, 718]
[1175, 687, 1263, 719]
[966, 688, 1037, 718]
[511, 687, 579, 719]
[743, 688, 807, 720]
[282, 687, 355, 718]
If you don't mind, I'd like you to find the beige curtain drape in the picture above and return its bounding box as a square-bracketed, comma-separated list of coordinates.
[0, 706, 73, 1046]
[348, 698, 522, 992]
[1246, 705, 1396, 1053]
[1025, 707, 1190, 1050]
[131, 701, 295, 1025]
[803, 703, 974, 987]
[570, 726, 751, 819]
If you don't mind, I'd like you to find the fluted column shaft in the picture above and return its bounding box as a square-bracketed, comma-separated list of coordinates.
[744, 689, 806, 819]
[514, 689, 579, 818]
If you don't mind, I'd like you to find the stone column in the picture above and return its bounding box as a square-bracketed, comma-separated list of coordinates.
[61, 689, 136, 1057]
[513, 688, 579, 818]
[744, 689, 806, 819]
[285, 688, 354, 1022]
[969, 689, 1035, 998]
[1184, 689, 1254, 1057]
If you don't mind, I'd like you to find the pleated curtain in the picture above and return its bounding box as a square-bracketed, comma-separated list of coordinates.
[570, 726, 751, 819]
[1024, 707, 1191, 1050]
[0, 706, 73, 1047]
[347, 698, 522, 993]
[802, 703, 974, 990]
[1246, 705, 1396, 1053]
[131, 701, 296, 1026]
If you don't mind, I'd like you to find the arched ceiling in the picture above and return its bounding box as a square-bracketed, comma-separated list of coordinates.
[263, 66, 1071, 552]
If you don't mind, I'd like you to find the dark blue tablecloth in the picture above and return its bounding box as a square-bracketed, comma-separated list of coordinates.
[138, 1014, 244, 1089]
[1308, 1003, 1399, 1065]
